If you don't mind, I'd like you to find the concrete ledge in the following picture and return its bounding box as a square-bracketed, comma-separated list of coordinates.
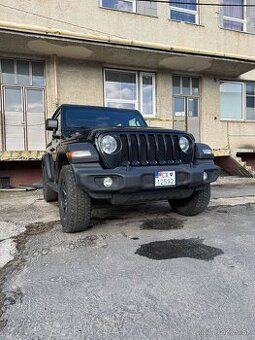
[212, 176, 255, 187]
[0, 187, 37, 192]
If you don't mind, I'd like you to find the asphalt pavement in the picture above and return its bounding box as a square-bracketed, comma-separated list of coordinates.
[0, 181, 255, 339]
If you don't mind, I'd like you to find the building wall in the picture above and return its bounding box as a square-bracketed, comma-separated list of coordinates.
[42, 58, 255, 152]
[0, 51, 254, 153]
[58, 59, 104, 107]
[200, 77, 229, 150]
[0, 0, 255, 58]
[0, 0, 255, 154]
[54, 60, 174, 127]
[200, 76, 255, 153]
[46, 59, 253, 152]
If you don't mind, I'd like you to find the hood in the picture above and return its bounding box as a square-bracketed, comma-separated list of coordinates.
[62, 126, 194, 144]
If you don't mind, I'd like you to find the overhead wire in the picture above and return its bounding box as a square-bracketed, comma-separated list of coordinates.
[137, 0, 255, 5]
[0, 2, 127, 39]
[0, 0, 252, 50]
[0, 0, 253, 37]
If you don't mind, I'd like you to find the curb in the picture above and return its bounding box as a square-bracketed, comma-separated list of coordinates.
[212, 177, 255, 187]
[0, 187, 37, 192]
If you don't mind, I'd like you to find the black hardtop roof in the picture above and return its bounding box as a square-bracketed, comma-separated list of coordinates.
[53, 104, 142, 118]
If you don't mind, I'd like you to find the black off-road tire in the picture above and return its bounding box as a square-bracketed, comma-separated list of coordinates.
[42, 166, 58, 202]
[169, 184, 211, 216]
[58, 165, 91, 233]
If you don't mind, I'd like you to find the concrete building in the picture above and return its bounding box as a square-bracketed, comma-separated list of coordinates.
[0, 0, 255, 186]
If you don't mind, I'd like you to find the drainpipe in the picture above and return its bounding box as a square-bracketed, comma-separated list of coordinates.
[226, 121, 231, 151]
[52, 54, 59, 108]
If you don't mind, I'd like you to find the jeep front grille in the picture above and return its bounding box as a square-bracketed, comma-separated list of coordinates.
[118, 133, 193, 166]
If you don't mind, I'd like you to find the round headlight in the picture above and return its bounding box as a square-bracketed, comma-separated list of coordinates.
[100, 135, 118, 154]
[179, 136, 190, 153]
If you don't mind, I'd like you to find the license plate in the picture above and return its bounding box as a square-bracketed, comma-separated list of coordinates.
[155, 171, 176, 187]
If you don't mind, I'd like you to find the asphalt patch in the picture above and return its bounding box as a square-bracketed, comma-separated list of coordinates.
[135, 238, 224, 261]
[140, 217, 184, 230]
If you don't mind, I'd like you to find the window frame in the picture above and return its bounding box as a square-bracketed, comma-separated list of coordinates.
[172, 75, 200, 119]
[220, 80, 248, 121]
[222, 0, 247, 32]
[100, 0, 136, 13]
[172, 75, 200, 97]
[0, 57, 46, 151]
[139, 72, 156, 118]
[104, 69, 139, 110]
[103, 68, 156, 117]
[245, 81, 255, 121]
[169, 0, 199, 24]
[246, 82, 255, 105]
[0, 58, 45, 87]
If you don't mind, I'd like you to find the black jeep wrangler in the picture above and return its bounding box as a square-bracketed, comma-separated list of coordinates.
[42, 104, 219, 233]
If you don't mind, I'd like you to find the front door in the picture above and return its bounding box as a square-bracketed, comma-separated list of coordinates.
[172, 76, 200, 141]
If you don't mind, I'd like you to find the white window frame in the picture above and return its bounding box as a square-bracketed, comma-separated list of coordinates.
[172, 75, 200, 97]
[0, 58, 46, 151]
[222, 0, 246, 32]
[104, 69, 156, 117]
[169, 0, 198, 24]
[140, 72, 156, 118]
[172, 75, 200, 118]
[0, 58, 45, 87]
[220, 81, 245, 121]
[100, 0, 136, 13]
[104, 69, 139, 110]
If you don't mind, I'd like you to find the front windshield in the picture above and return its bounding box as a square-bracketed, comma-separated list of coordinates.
[63, 106, 147, 131]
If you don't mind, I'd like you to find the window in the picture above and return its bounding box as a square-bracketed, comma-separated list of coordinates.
[220, 81, 255, 120]
[0, 58, 46, 151]
[104, 69, 156, 117]
[172, 75, 200, 140]
[222, 0, 245, 31]
[220, 81, 243, 119]
[100, 0, 158, 16]
[173, 76, 199, 117]
[63, 106, 146, 132]
[246, 82, 255, 120]
[100, 0, 136, 12]
[0, 59, 45, 86]
[169, 0, 198, 24]
[140, 73, 156, 117]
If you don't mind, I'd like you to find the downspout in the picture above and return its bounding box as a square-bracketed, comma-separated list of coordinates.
[52, 54, 59, 108]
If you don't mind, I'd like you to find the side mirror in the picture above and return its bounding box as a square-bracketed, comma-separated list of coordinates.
[45, 118, 58, 131]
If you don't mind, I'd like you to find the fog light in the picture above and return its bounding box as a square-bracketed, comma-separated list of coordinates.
[203, 172, 208, 181]
[103, 177, 113, 188]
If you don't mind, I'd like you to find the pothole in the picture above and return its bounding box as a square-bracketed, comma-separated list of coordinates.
[135, 238, 224, 261]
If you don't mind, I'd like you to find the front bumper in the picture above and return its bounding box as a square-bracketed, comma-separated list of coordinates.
[72, 161, 220, 203]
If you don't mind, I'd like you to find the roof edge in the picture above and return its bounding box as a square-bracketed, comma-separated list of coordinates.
[0, 20, 255, 64]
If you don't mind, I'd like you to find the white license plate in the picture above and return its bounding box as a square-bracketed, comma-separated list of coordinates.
[155, 171, 176, 187]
